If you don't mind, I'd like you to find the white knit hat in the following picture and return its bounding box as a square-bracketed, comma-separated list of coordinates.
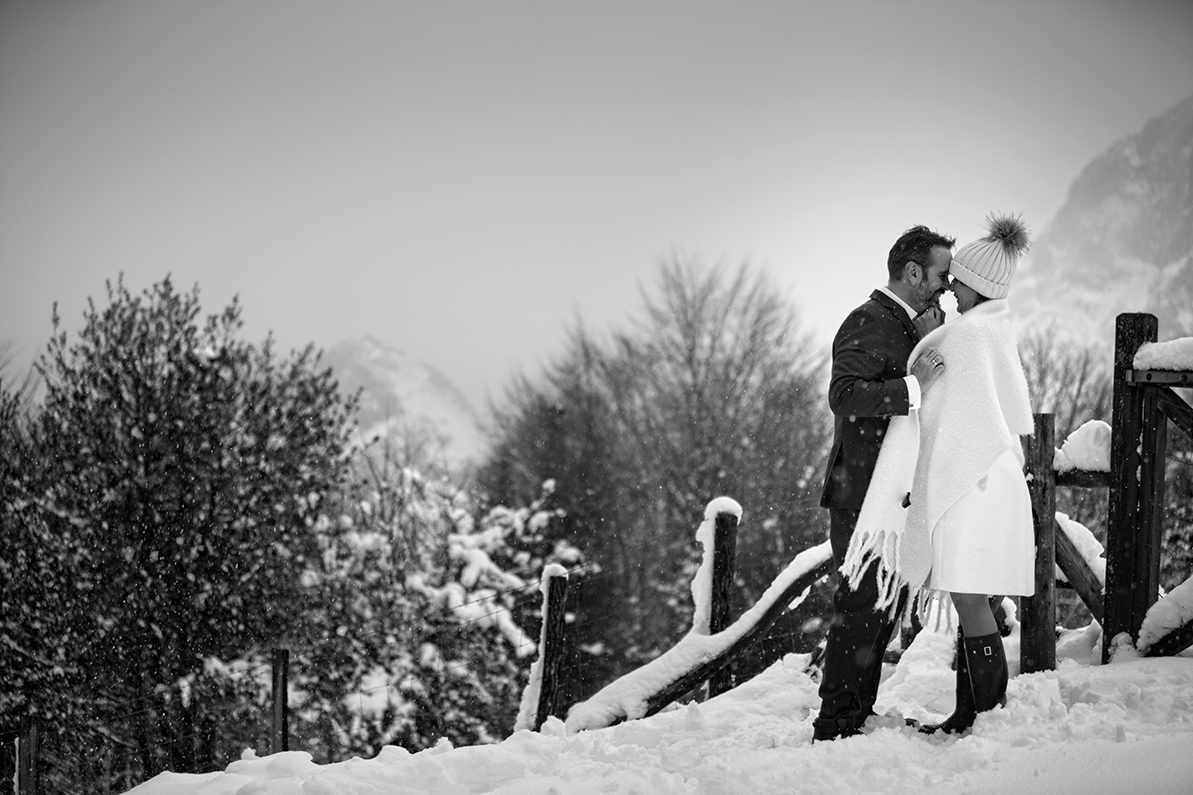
[950, 215, 1030, 299]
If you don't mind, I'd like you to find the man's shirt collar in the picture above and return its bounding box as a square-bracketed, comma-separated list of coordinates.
[877, 286, 917, 320]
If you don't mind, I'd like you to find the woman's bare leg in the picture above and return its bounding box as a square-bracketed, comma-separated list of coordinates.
[951, 592, 997, 637]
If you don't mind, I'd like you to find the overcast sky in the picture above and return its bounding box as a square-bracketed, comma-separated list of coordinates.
[2, 0, 1191, 408]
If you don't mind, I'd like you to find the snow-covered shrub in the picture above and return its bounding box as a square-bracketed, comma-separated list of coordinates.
[288, 441, 578, 760]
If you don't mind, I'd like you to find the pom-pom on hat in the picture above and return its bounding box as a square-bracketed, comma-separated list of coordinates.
[950, 214, 1030, 299]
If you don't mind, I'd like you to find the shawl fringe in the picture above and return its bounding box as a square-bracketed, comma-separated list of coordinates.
[840, 411, 923, 618]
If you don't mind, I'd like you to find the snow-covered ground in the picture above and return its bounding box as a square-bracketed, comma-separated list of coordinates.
[126, 624, 1193, 795]
[121, 403, 1193, 795]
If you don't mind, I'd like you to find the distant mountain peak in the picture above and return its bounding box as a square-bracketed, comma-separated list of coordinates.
[323, 337, 484, 471]
[1014, 94, 1193, 342]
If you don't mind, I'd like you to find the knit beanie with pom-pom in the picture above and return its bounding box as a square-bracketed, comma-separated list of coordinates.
[950, 215, 1030, 299]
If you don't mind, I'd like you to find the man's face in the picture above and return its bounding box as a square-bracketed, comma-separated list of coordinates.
[910, 246, 952, 313]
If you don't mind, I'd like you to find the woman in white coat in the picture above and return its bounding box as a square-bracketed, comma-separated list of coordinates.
[916, 215, 1035, 734]
[841, 214, 1035, 735]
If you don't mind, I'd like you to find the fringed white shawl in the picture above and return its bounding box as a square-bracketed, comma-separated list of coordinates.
[840, 300, 1034, 615]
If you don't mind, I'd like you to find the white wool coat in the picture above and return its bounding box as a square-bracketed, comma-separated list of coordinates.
[841, 299, 1034, 613]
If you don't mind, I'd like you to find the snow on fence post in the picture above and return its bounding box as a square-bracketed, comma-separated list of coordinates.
[1022, 412, 1057, 673]
[1104, 313, 1158, 663]
[515, 564, 569, 732]
[271, 648, 289, 754]
[707, 509, 740, 698]
[536, 567, 569, 731]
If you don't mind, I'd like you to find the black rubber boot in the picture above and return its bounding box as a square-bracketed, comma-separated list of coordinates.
[963, 631, 1008, 715]
[918, 629, 976, 735]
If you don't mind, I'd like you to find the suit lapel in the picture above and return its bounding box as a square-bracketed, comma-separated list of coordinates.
[870, 289, 918, 343]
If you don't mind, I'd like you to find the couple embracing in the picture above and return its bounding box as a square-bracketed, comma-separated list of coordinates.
[813, 216, 1035, 742]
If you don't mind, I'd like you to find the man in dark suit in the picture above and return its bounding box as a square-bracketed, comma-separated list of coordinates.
[812, 225, 955, 742]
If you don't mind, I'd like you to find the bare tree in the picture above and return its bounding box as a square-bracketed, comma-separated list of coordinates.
[0, 341, 39, 423]
[1019, 324, 1112, 439]
[480, 255, 832, 701]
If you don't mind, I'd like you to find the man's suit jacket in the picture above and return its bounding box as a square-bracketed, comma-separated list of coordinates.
[819, 290, 920, 510]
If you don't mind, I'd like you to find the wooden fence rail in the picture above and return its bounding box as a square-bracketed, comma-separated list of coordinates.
[1054, 526, 1104, 625]
[641, 551, 834, 719]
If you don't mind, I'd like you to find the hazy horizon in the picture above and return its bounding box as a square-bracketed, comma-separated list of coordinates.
[3, 0, 1191, 408]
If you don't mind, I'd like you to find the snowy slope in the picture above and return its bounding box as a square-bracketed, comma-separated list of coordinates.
[124, 626, 1193, 795]
[322, 336, 486, 469]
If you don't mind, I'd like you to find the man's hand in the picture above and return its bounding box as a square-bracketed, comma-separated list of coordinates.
[913, 304, 945, 338]
[911, 347, 945, 392]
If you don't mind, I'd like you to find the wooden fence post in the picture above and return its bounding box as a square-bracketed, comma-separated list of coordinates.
[271, 649, 289, 754]
[1022, 413, 1056, 673]
[707, 510, 740, 698]
[1104, 313, 1158, 662]
[1139, 386, 1168, 625]
[1, 730, 14, 795]
[18, 717, 38, 795]
[533, 569, 569, 731]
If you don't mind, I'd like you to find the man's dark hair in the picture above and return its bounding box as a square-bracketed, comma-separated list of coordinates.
[887, 225, 956, 280]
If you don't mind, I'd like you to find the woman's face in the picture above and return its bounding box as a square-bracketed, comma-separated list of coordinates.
[952, 279, 982, 314]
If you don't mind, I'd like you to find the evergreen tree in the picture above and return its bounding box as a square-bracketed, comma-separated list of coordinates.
[3, 277, 588, 791]
[2, 277, 356, 786]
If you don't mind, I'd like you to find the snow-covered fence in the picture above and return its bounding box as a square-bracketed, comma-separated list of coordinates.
[514, 565, 570, 732]
[1022, 413, 1117, 671]
[1022, 312, 1193, 669]
[1026, 314, 1193, 664]
[565, 499, 834, 732]
[1104, 313, 1193, 662]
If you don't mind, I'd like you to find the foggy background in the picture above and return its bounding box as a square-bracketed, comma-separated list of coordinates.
[2, 0, 1192, 408]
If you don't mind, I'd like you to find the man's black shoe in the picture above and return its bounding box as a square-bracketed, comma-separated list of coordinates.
[811, 717, 864, 742]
